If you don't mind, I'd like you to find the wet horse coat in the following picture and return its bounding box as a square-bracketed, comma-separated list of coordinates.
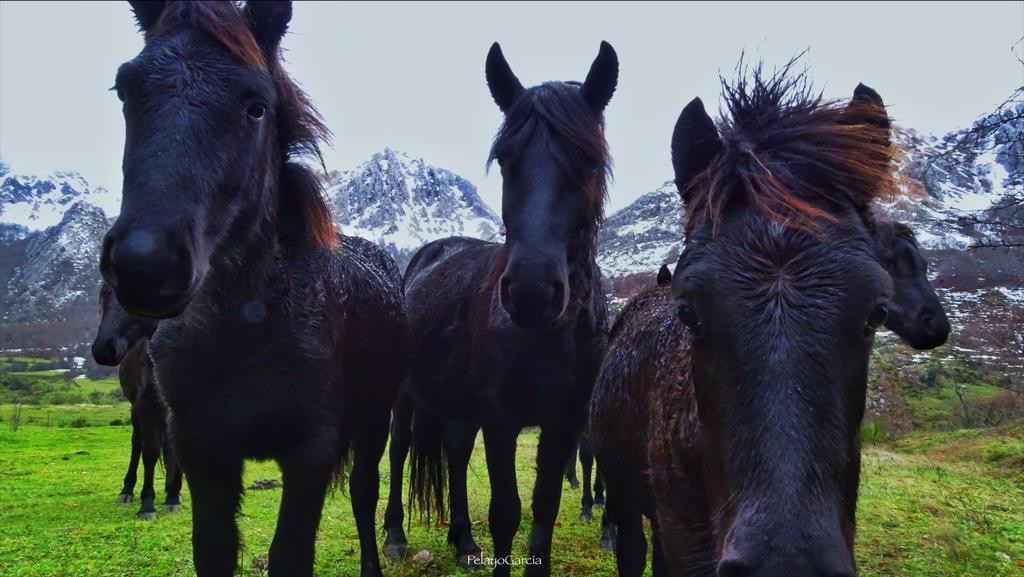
[100, 3, 407, 576]
[592, 68, 918, 577]
[390, 42, 618, 577]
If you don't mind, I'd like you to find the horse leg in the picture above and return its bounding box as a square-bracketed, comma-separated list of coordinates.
[163, 435, 183, 512]
[564, 442, 579, 489]
[382, 393, 413, 561]
[593, 457, 605, 508]
[445, 422, 482, 569]
[136, 412, 160, 520]
[524, 427, 576, 577]
[186, 457, 243, 577]
[610, 497, 645, 577]
[599, 501, 617, 550]
[350, 413, 390, 577]
[579, 438, 595, 522]
[651, 516, 667, 577]
[117, 410, 142, 503]
[267, 447, 333, 577]
[482, 427, 521, 577]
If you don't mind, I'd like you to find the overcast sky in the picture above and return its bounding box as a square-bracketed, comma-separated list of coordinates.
[1, 1, 1021, 212]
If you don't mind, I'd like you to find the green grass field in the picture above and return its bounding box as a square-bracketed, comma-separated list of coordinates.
[1, 407, 1022, 577]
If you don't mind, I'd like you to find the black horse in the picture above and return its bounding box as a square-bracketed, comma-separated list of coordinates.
[564, 432, 605, 523]
[101, 3, 407, 576]
[593, 218, 951, 571]
[91, 283, 182, 520]
[592, 67, 920, 577]
[383, 42, 616, 577]
[874, 221, 950, 349]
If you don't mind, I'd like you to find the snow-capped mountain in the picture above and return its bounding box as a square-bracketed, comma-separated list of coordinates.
[877, 103, 1024, 249]
[3, 201, 109, 322]
[326, 148, 501, 269]
[598, 108, 1024, 279]
[597, 181, 682, 278]
[0, 149, 502, 341]
[0, 164, 119, 237]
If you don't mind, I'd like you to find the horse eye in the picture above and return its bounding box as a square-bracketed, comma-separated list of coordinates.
[865, 302, 888, 333]
[677, 302, 703, 335]
[246, 103, 266, 120]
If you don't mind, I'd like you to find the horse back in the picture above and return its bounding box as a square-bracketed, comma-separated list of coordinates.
[590, 286, 700, 515]
[335, 235, 408, 425]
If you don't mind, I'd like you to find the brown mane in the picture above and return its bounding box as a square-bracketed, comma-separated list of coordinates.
[488, 81, 611, 232]
[684, 60, 895, 232]
[151, 1, 336, 248]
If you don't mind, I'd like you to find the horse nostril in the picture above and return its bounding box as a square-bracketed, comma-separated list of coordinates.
[551, 280, 565, 307]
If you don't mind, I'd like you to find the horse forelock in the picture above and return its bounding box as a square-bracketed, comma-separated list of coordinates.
[685, 60, 895, 234]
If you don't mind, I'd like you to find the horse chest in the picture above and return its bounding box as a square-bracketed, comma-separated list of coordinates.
[482, 326, 597, 427]
[150, 321, 338, 456]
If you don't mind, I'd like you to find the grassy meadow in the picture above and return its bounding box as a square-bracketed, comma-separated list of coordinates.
[0, 359, 1022, 576]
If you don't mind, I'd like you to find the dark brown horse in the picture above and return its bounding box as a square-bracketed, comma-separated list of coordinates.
[592, 67, 910, 577]
[91, 283, 182, 520]
[100, 3, 406, 576]
[385, 42, 616, 577]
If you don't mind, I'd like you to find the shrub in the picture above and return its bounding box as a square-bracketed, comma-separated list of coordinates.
[70, 417, 89, 428]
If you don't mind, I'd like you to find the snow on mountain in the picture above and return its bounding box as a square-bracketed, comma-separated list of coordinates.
[598, 108, 1024, 279]
[326, 148, 501, 269]
[597, 181, 682, 278]
[0, 166, 119, 236]
[876, 103, 1024, 250]
[3, 201, 109, 322]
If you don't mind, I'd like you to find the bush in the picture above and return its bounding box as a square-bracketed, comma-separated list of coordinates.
[861, 420, 887, 443]
[69, 417, 89, 428]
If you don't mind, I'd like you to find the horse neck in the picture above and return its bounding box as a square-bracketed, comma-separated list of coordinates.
[202, 171, 285, 305]
[566, 227, 601, 313]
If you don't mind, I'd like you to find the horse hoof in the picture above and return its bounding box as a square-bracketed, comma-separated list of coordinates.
[382, 541, 408, 561]
[568, 481, 580, 489]
[600, 536, 616, 551]
[116, 493, 133, 504]
[456, 549, 484, 571]
[594, 497, 605, 508]
[164, 503, 181, 513]
[136, 511, 157, 521]
[579, 511, 593, 523]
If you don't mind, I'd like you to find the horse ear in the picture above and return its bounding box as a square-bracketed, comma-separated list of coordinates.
[486, 43, 524, 113]
[245, 0, 293, 49]
[657, 264, 672, 286]
[129, 1, 166, 33]
[844, 83, 890, 146]
[581, 41, 618, 114]
[671, 97, 722, 200]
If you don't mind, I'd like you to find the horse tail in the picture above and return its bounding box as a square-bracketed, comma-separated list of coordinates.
[409, 405, 448, 521]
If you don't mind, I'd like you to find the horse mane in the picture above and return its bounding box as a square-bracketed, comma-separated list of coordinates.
[151, 1, 336, 248]
[685, 60, 895, 231]
[487, 81, 611, 231]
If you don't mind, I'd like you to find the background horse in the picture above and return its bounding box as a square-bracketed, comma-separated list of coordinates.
[100, 3, 406, 576]
[874, 221, 951, 349]
[91, 283, 181, 520]
[385, 42, 617, 577]
[592, 67, 915, 577]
